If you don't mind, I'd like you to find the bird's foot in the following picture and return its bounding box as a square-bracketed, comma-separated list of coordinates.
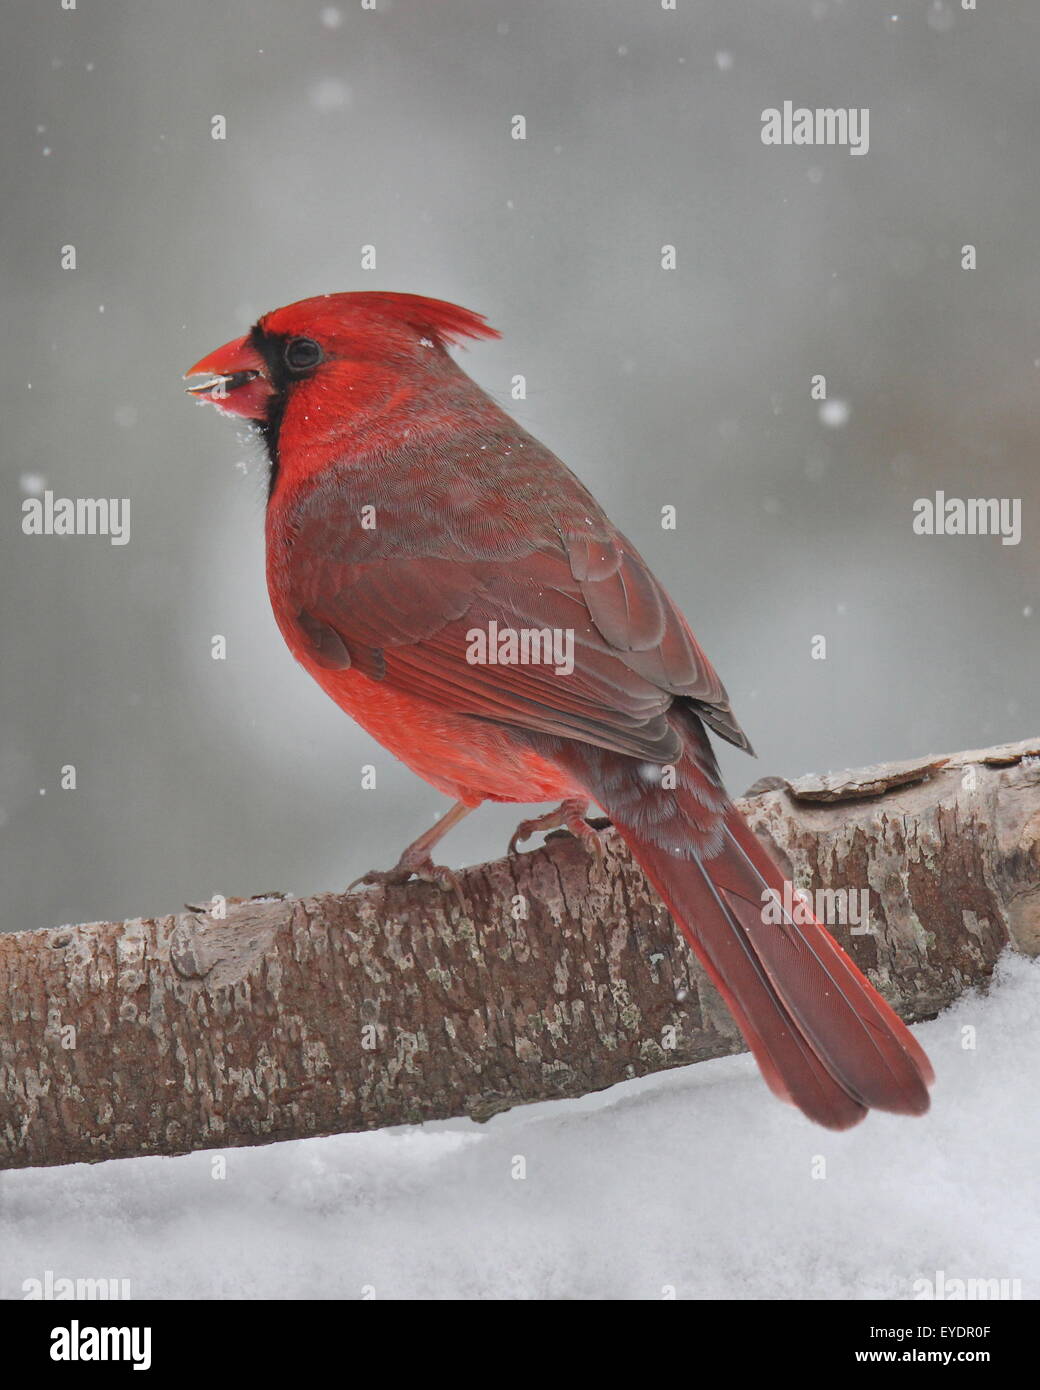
[348, 851, 465, 906]
[508, 798, 607, 859]
[348, 801, 475, 907]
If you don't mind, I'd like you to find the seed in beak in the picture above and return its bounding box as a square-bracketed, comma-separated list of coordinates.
[185, 370, 260, 398]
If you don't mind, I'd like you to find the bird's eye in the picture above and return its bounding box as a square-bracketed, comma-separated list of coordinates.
[283, 337, 323, 372]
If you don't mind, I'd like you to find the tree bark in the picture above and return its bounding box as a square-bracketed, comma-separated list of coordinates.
[1, 738, 1037, 1171]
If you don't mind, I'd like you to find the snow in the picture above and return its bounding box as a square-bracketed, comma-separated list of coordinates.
[309, 79, 351, 113]
[1, 955, 1037, 1300]
[819, 398, 850, 428]
[927, 2, 956, 35]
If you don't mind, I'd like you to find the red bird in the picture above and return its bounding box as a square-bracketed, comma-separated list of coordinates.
[186, 291, 933, 1130]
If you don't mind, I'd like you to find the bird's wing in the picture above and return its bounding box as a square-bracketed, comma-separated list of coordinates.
[276, 468, 750, 762]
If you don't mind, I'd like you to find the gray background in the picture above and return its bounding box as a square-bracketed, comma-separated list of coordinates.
[3, 0, 1037, 934]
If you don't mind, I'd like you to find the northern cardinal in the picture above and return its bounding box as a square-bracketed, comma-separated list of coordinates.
[186, 291, 933, 1129]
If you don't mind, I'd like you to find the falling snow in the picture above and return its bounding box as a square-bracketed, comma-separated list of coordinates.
[818, 399, 850, 428]
[309, 79, 351, 113]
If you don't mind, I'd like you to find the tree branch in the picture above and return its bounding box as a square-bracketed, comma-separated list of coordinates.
[2, 738, 1037, 1171]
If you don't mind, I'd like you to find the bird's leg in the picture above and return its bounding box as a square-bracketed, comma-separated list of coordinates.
[349, 800, 474, 898]
[508, 797, 607, 859]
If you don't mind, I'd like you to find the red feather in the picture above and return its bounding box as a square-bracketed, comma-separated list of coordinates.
[261, 291, 500, 349]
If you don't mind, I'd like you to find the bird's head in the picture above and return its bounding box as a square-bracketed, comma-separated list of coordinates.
[184, 291, 499, 431]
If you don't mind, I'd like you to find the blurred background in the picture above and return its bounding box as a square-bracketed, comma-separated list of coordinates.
[2, 0, 1037, 935]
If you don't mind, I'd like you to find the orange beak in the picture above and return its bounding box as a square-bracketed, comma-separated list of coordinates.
[184, 334, 274, 420]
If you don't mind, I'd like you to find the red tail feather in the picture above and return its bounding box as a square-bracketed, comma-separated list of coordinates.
[599, 758, 933, 1129]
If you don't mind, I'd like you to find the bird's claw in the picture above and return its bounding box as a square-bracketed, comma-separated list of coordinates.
[507, 821, 539, 857]
[508, 800, 608, 860]
[566, 818, 608, 862]
[348, 856, 466, 909]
